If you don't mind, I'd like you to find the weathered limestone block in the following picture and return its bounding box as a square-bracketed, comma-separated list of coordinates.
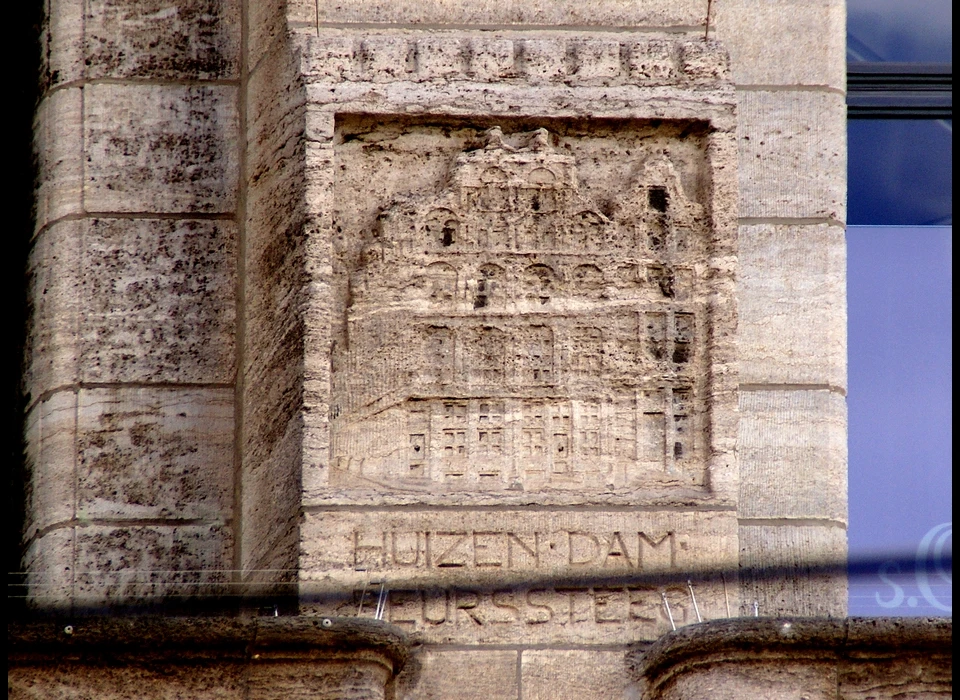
[739, 223, 846, 387]
[713, 0, 846, 89]
[628, 618, 952, 700]
[25, 218, 237, 394]
[521, 650, 626, 700]
[737, 90, 846, 221]
[73, 524, 233, 605]
[24, 220, 82, 398]
[85, 0, 241, 80]
[241, 24, 308, 588]
[22, 528, 75, 610]
[39, 0, 84, 91]
[739, 524, 847, 617]
[75, 387, 234, 521]
[396, 649, 519, 700]
[33, 88, 83, 232]
[291, 0, 708, 28]
[24, 392, 77, 538]
[84, 84, 239, 213]
[9, 618, 411, 700]
[80, 218, 237, 384]
[9, 662, 247, 700]
[302, 510, 737, 644]
[739, 390, 847, 521]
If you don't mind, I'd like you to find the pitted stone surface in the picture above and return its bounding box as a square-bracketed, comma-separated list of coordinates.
[329, 124, 731, 500]
[84, 84, 239, 214]
[301, 509, 737, 644]
[291, 0, 708, 28]
[85, 0, 241, 80]
[75, 387, 234, 521]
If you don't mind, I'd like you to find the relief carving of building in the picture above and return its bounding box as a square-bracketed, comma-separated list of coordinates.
[332, 127, 712, 493]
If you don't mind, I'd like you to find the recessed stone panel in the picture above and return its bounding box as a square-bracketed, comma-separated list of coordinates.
[301, 509, 737, 644]
[322, 117, 734, 506]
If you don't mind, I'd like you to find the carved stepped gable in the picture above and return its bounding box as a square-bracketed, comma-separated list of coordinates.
[332, 127, 708, 493]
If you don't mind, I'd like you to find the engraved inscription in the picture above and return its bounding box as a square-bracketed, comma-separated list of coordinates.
[332, 127, 712, 492]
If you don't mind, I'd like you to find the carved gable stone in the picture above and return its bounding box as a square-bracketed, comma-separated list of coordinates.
[296, 32, 739, 644]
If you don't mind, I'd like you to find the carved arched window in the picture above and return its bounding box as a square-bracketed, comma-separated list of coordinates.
[424, 208, 460, 247]
[425, 261, 457, 302]
[523, 264, 557, 305]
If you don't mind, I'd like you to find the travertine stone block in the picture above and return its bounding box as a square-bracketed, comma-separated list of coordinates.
[630, 618, 952, 700]
[74, 524, 233, 603]
[23, 528, 75, 609]
[40, 0, 84, 91]
[25, 218, 237, 393]
[85, 0, 241, 80]
[80, 218, 237, 384]
[9, 663, 246, 700]
[34, 88, 83, 232]
[24, 392, 77, 538]
[84, 84, 238, 213]
[522, 650, 625, 700]
[397, 650, 518, 700]
[714, 0, 846, 89]
[248, 0, 291, 71]
[302, 510, 737, 644]
[75, 387, 234, 521]
[239, 414, 301, 579]
[739, 524, 847, 617]
[739, 390, 847, 522]
[24, 220, 82, 398]
[246, 43, 306, 188]
[652, 660, 838, 700]
[737, 90, 846, 220]
[739, 224, 846, 387]
[241, 21, 307, 589]
[291, 0, 708, 28]
[246, 661, 391, 700]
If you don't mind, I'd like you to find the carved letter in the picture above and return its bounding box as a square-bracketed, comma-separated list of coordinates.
[434, 531, 470, 568]
[507, 532, 540, 568]
[473, 531, 504, 568]
[568, 531, 601, 566]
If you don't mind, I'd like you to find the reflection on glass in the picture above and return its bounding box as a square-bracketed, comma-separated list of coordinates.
[848, 0, 952, 62]
[849, 120, 952, 225]
[847, 226, 952, 615]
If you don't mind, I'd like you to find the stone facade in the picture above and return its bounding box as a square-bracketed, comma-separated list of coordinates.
[20, 0, 857, 698]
